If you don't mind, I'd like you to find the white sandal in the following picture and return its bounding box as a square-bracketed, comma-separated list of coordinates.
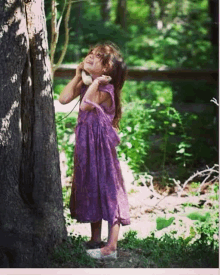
[86, 248, 117, 259]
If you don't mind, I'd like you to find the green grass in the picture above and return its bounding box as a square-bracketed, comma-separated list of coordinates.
[128, 188, 139, 194]
[49, 228, 219, 268]
[118, 229, 219, 268]
[48, 234, 99, 268]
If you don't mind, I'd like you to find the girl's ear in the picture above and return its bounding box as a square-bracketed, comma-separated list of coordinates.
[81, 70, 93, 85]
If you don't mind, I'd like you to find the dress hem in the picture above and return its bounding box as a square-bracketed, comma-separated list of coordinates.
[71, 216, 131, 226]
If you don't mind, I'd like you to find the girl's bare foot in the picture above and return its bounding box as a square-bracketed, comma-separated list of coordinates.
[100, 245, 116, 256]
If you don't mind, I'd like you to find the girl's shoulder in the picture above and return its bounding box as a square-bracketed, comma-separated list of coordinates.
[99, 83, 114, 94]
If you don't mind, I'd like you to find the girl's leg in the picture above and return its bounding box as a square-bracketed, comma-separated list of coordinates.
[101, 222, 120, 255]
[90, 220, 102, 242]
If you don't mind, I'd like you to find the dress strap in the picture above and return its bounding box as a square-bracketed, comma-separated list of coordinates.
[98, 84, 115, 112]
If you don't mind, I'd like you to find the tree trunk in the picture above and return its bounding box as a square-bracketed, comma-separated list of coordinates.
[115, 0, 126, 29]
[157, 0, 165, 29]
[209, 0, 219, 46]
[208, 0, 219, 150]
[74, 0, 83, 60]
[145, 0, 157, 26]
[208, 0, 218, 67]
[0, 0, 66, 268]
[101, 0, 111, 23]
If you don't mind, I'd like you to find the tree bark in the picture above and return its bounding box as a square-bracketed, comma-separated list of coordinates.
[115, 0, 126, 29]
[208, 0, 218, 69]
[101, 0, 111, 23]
[209, 0, 219, 47]
[73, 0, 82, 60]
[145, 0, 157, 26]
[0, 0, 66, 268]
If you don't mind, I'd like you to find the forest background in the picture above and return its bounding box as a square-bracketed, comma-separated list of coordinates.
[46, 0, 218, 184]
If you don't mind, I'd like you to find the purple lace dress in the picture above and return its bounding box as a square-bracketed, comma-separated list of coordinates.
[70, 83, 130, 226]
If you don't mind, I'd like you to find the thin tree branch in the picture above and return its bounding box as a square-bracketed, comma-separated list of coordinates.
[172, 178, 183, 197]
[57, 0, 68, 33]
[50, 0, 58, 74]
[50, 0, 68, 81]
[53, 0, 72, 76]
[210, 97, 219, 106]
[198, 173, 212, 193]
[133, 164, 219, 212]
[210, 176, 219, 183]
[145, 174, 162, 199]
[176, 164, 219, 198]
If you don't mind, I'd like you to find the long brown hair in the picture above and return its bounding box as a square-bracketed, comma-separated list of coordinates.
[87, 42, 127, 130]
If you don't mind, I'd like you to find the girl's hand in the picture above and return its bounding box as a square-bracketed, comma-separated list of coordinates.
[75, 62, 84, 78]
[95, 75, 112, 85]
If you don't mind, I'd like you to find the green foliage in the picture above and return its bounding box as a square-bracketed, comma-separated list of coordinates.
[45, 0, 215, 69]
[49, 234, 98, 268]
[128, 188, 139, 195]
[209, 182, 219, 201]
[117, 99, 152, 172]
[121, 81, 173, 105]
[119, 228, 218, 268]
[55, 112, 77, 177]
[117, 99, 194, 174]
[187, 211, 211, 222]
[53, 79, 69, 100]
[62, 186, 71, 208]
[213, 182, 219, 193]
[117, 203, 219, 268]
[156, 217, 175, 231]
[184, 226, 197, 245]
[193, 211, 219, 250]
[190, 182, 200, 188]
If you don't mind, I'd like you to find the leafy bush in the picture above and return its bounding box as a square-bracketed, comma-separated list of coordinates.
[117, 99, 193, 174]
[193, 211, 219, 250]
[55, 113, 77, 177]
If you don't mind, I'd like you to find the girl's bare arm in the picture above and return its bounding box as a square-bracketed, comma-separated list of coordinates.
[59, 63, 84, 104]
[80, 76, 111, 111]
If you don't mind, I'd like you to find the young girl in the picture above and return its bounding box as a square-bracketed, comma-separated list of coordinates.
[59, 42, 130, 259]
